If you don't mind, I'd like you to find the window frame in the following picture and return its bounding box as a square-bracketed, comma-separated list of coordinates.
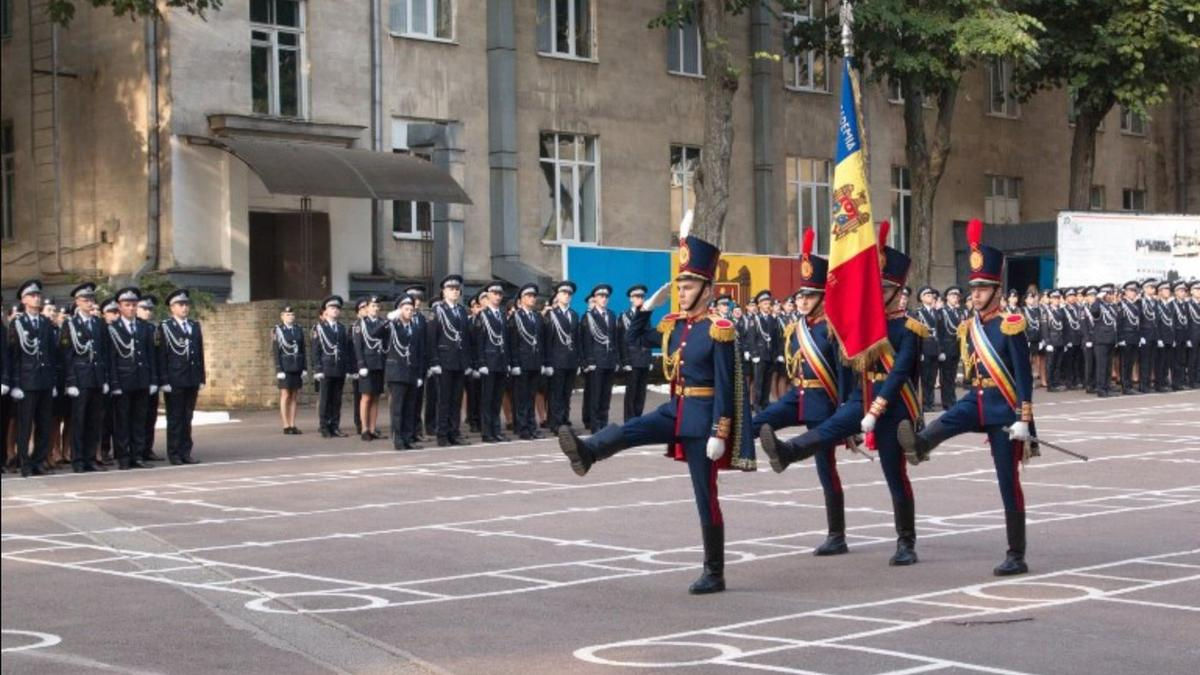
[388, 0, 455, 43]
[987, 58, 1020, 119]
[1089, 185, 1105, 211]
[785, 156, 833, 256]
[249, 0, 308, 120]
[666, 6, 703, 77]
[890, 166, 912, 254]
[1119, 106, 1147, 136]
[1121, 188, 1147, 212]
[390, 119, 437, 241]
[537, 0, 596, 62]
[539, 132, 601, 245]
[984, 174, 1023, 225]
[782, 3, 829, 93]
[669, 144, 701, 238]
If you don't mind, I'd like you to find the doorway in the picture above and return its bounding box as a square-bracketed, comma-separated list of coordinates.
[249, 211, 331, 300]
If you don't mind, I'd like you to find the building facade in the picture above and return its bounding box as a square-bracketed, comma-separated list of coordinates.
[1, 0, 1195, 302]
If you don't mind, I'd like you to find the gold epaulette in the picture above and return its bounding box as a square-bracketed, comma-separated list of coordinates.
[657, 313, 682, 334]
[957, 320, 970, 341]
[1001, 313, 1027, 336]
[905, 316, 931, 339]
[709, 317, 736, 343]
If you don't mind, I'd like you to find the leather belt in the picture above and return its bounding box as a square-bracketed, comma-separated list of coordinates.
[678, 386, 715, 398]
[866, 373, 888, 382]
[971, 377, 998, 388]
[792, 378, 825, 388]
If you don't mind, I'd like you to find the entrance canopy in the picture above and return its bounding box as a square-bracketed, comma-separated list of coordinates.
[184, 135, 471, 204]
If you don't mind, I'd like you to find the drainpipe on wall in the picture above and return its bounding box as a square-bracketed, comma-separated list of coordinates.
[369, 0, 384, 275]
[135, 15, 160, 281]
[750, 0, 772, 254]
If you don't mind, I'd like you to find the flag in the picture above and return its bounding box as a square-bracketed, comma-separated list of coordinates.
[826, 58, 887, 369]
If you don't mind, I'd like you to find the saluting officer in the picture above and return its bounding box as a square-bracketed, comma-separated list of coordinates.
[581, 283, 619, 433]
[273, 305, 307, 434]
[747, 290, 781, 412]
[384, 295, 426, 449]
[312, 295, 352, 438]
[137, 294, 163, 462]
[508, 283, 545, 440]
[1116, 281, 1142, 395]
[354, 296, 388, 441]
[939, 286, 966, 409]
[474, 282, 510, 443]
[913, 286, 941, 412]
[108, 287, 158, 470]
[619, 284, 653, 421]
[1138, 279, 1160, 392]
[8, 280, 60, 477]
[62, 283, 109, 473]
[544, 281, 581, 432]
[428, 274, 471, 446]
[1089, 285, 1118, 397]
[158, 289, 206, 464]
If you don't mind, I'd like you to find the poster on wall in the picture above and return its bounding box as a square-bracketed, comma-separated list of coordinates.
[1055, 212, 1200, 286]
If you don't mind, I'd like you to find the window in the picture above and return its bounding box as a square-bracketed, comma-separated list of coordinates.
[537, 0, 592, 59]
[666, 4, 702, 76]
[888, 78, 903, 104]
[391, 120, 434, 240]
[987, 58, 1019, 118]
[786, 157, 831, 255]
[670, 145, 700, 237]
[2, 0, 12, 40]
[539, 132, 598, 243]
[1120, 106, 1146, 135]
[251, 0, 304, 118]
[1067, 92, 1103, 130]
[890, 167, 911, 253]
[1, 120, 13, 241]
[783, 3, 828, 92]
[1089, 185, 1105, 211]
[1122, 188, 1146, 212]
[985, 175, 1022, 224]
[389, 0, 452, 40]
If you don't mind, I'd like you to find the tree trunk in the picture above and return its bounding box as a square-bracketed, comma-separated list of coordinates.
[1067, 101, 1111, 210]
[904, 82, 958, 288]
[692, 1, 739, 246]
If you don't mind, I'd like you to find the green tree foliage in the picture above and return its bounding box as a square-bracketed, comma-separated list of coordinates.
[47, 0, 221, 25]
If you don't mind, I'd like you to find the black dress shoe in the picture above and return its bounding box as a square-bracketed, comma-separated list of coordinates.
[143, 452, 164, 462]
[407, 442, 423, 450]
[283, 427, 295, 435]
[495, 434, 511, 442]
[97, 457, 113, 467]
[332, 429, 349, 438]
[129, 460, 152, 469]
[21, 466, 32, 478]
[320, 429, 332, 438]
[292, 427, 303, 435]
[168, 457, 182, 465]
[814, 533, 849, 556]
[118, 462, 132, 471]
[89, 464, 105, 472]
[361, 432, 373, 441]
[372, 430, 386, 439]
[451, 436, 470, 446]
[181, 457, 201, 465]
[73, 465, 85, 474]
[437, 438, 452, 447]
[993, 553, 1028, 576]
[480, 435, 498, 443]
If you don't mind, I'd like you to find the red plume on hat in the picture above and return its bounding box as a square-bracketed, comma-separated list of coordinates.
[877, 220, 891, 252]
[802, 228, 815, 259]
[967, 218, 983, 251]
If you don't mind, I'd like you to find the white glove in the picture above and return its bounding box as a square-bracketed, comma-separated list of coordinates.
[585, 365, 596, 372]
[510, 366, 521, 376]
[1066, 343, 1073, 350]
[743, 351, 750, 361]
[277, 372, 286, 380]
[752, 357, 761, 364]
[861, 413, 877, 434]
[1045, 345, 1054, 353]
[1, 384, 8, 396]
[149, 385, 157, 395]
[938, 353, 947, 362]
[1008, 421, 1031, 442]
[543, 366, 554, 377]
[1086, 342, 1093, 349]
[314, 372, 325, 381]
[429, 365, 442, 376]
[1188, 341, 1194, 348]
[478, 366, 489, 376]
[1139, 337, 1146, 347]
[198, 383, 205, 390]
[622, 365, 632, 372]
[1118, 341, 1126, 348]
[359, 368, 369, 378]
[52, 387, 58, 397]
[643, 282, 672, 312]
[776, 355, 785, 363]
[112, 389, 123, 396]
[301, 370, 308, 379]
[11, 387, 24, 400]
[417, 379, 423, 388]
[102, 383, 110, 395]
[705, 436, 726, 461]
[1157, 340, 1164, 348]
[66, 386, 80, 397]
[162, 384, 173, 393]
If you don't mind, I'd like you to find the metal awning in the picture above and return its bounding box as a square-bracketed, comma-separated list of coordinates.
[185, 135, 471, 204]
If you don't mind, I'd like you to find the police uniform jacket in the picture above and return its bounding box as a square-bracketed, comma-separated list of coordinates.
[1043, 305, 1066, 347]
[273, 323, 307, 374]
[384, 319, 425, 384]
[618, 308, 653, 369]
[354, 316, 389, 371]
[158, 317, 206, 388]
[1021, 306, 1042, 346]
[746, 313, 781, 361]
[8, 313, 59, 391]
[472, 306, 510, 372]
[956, 311, 1034, 427]
[913, 305, 940, 358]
[1156, 300, 1176, 347]
[1089, 302, 1117, 346]
[508, 307, 544, 372]
[1188, 299, 1200, 345]
[1138, 297, 1159, 343]
[427, 301, 472, 371]
[1170, 299, 1189, 345]
[940, 305, 966, 354]
[1117, 300, 1141, 345]
[544, 306, 581, 370]
[311, 319, 352, 378]
[62, 311, 109, 390]
[1080, 302, 1096, 344]
[581, 307, 619, 369]
[1063, 304, 1082, 347]
[108, 317, 157, 391]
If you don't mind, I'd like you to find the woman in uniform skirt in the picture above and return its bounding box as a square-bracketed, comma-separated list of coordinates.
[273, 305, 307, 434]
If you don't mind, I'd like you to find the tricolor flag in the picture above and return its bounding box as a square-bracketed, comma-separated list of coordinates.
[826, 58, 887, 368]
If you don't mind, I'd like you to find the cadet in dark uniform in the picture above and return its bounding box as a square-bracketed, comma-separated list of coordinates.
[760, 222, 923, 567]
[1170, 281, 1191, 390]
[939, 286, 965, 409]
[465, 290, 485, 435]
[429, 275, 471, 446]
[753, 229, 856, 555]
[913, 286, 940, 412]
[544, 281, 581, 432]
[1089, 284, 1117, 397]
[108, 287, 157, 470]
[353, 296, 388, 441]
[1154, 281, 1175, 391]
[349, 299, 367, 435]
[62, 283, 109, 473]
[619, 284, 653, 421]
[137, 295, 163, 462]
[558, 234, 755, 594]
[8, 280, 60, 477]
[312, 295, 352, 438]
[384, 295, 425, 449]
[273, 305, 307, 434]
[1044, 290, 1066, 391]
[1116, 281, 1142, 395]
[747, 290, 781, 412]
[508, 283, 545, 440]
[474, 283, 510, 442]
[1023, 289, 1045, 389]
[581, 283, 619, 433]
[158, 289, 206, 464]
[403, 286, 433, 440]
[97, 298, 120, 466]
[1081, 286, 1098, 393]
[1188, 281, 1200, 388]
[1062, 289, 1083, 389]
[900, 219, 1036, 577]
[1138, 279, 1160, 392]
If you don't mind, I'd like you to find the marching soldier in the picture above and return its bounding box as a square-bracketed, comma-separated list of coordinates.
[137, 294, 163, 462]
[544, 281, 581, 432]
[353, 296, 388, 441]
[108, 287, 158, 470]
[1154, 281, 1175, 391]
[1138, 279, 1160, 392]
[558, 234, 755, 594]
[508, 283, 545, 440]
[158, 289, 206, 464]
[1170, 281, 1191, 390]
[312, 295, 352, 438]
[384, 295, 426, 449]
[8, 280, 60, 477]
[753, 229, 856, 556]
[581, 283, 619, 433]
[428, 275, 471, 446]
[619, 285, 653, 421]
[747, 290, 781, 412]
[899, 219, 1036, 577]
[474, 283, 510, 443]
[759, 222, 924, 567]
[913, 286, 940, 412]
[273, 305, 307, 434]
[1089, 285, 1118, 397]
[1116, 282, 1142, 395]
[1044, 289, 1066, 391]
[62, 283, 109, 473]
[939, 286, 966, 408]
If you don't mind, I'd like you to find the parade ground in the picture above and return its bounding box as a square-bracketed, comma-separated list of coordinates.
[3, 388, 1198, 675]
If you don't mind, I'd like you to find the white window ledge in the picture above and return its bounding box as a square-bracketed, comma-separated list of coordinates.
[785, 86, 831, 95]
[388, 32, 458, 46]
[668, 70, 705, 80]
[537, 52, 599, 65]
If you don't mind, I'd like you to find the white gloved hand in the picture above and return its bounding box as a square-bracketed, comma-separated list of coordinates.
[11, 387, 25, 400]
[510, 366, 521, 376]
[301, 370, 308, 380]
[66, 386, 80, 398]
[1157, 340, 1164, 348]
[112, 389, 123, 396]
[314, 372, 325, 381]
[743, 351, 750, 361]
[1189, 341, 1194, 348]
[1, 384, 8, 396]
[1045, 345, 1054, 353]
[622, 365, 632, 372]
[705, 436, 726, 461]
[417, 379, 424, 388]
[752, 357, 761, 364]
[776, 355, 785, 363]
[429, 365, 442, 376]
[938, 353, 947, 362]
[277, 372, 286, 380]
[102, 383, 110, 395]
[359, 368, 369, 378]
[478, 366, 489, 376]
[1086, 342, 1093, 349]
[1066, 343, 1073, 350]
[162, 384, 173, 393]
[1139, 337, 1146, 347]
[861, 413, 877, 434]
[149, 385, 157, 395]
[643, 282, 672, 312]
[543, 366, 554, 377]
[585, 365, 596, 373]
[1008, 421, 1031, 442]
[52, 387, 58, 397]
[1118, 341, 1126, 348]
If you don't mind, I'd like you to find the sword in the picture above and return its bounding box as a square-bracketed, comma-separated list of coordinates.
[1004, 428, 1089, 461]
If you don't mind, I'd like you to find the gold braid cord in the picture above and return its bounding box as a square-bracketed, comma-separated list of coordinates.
[783, 323, 803, 380]
[729, 331, 756, 471]
[905, 316, 931, 339]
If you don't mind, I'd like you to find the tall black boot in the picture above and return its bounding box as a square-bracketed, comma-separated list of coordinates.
[994, 510, 1028, 576]
[814, 492, 848, 556]
[889, 498, 918, 566]
[557, 424, 626, 476]
[758, 425, 821, 473]
[898, 417, 956, 466]
[688, 524, 725, 594]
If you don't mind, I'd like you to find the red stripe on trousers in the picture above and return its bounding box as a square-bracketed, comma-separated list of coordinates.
[1011, 441, 1025, 511]
[708, 461, 723, 526]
